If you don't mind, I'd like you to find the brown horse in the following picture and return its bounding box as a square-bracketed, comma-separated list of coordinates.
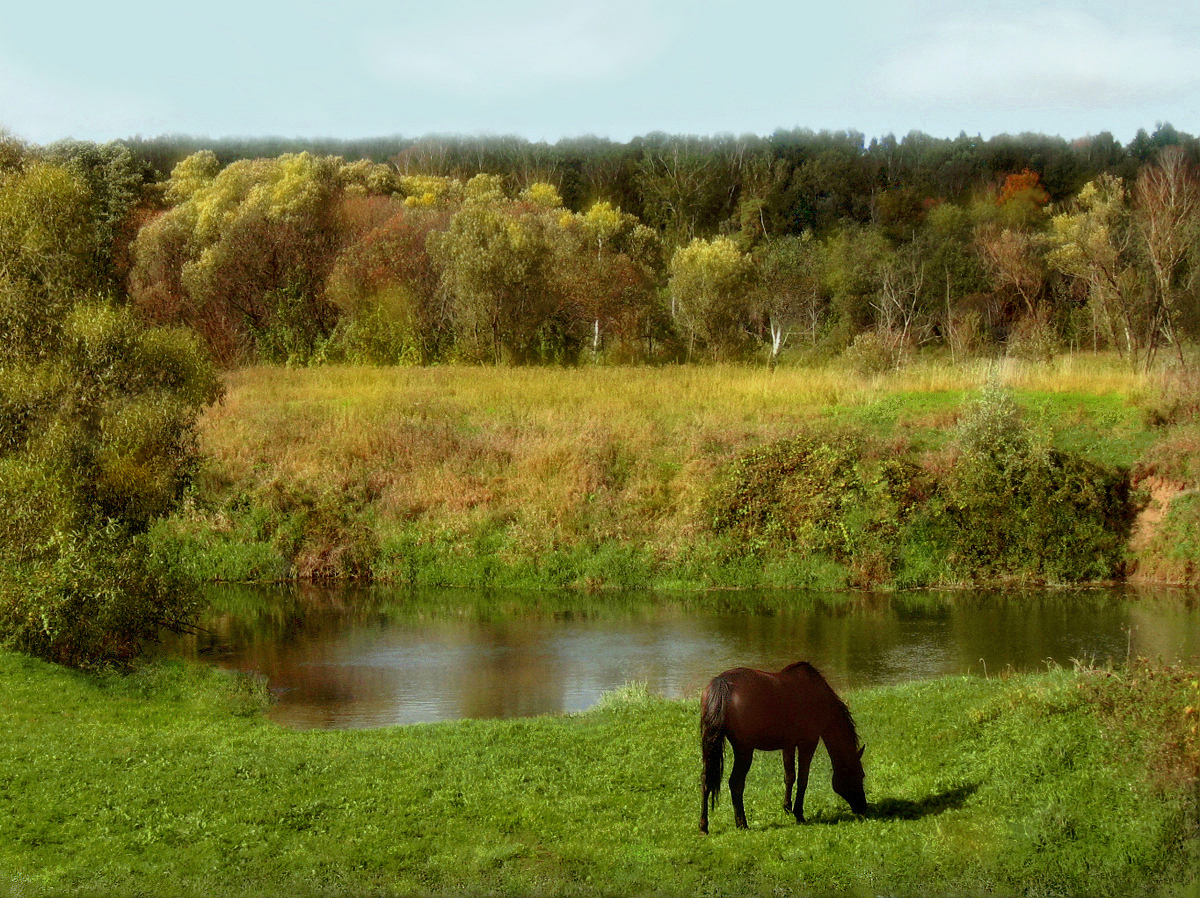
[700, 661, 866, 833]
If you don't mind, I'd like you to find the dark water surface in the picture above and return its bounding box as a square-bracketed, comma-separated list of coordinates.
[171, 585, 1200, 730]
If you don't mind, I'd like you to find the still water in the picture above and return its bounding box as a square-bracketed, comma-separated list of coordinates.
[172, 585, 1200, 730]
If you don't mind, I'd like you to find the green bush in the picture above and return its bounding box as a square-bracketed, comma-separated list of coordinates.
[705, 389, 1135, 587]
[938, 384, 1134, 582]
[707, 430, 928, 586]
[0, 528, 199, 668]
[0, 302, 222, 666]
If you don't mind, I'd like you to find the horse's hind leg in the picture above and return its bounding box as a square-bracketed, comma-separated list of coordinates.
[782, 747, 796, 813]
[728, 744, 754, 829]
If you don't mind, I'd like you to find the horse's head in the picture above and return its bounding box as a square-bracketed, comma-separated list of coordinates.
[832, 745, 868, 815]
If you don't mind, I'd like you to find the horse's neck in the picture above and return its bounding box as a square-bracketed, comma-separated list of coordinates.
[822, 708, 859, 771]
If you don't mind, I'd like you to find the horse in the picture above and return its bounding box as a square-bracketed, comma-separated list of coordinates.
[699, 661, 866, 833]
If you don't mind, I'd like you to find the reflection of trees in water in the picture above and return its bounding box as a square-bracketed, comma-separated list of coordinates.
[164, 585, 1200, 729]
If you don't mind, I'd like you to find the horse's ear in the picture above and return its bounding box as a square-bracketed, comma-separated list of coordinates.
[857, 745, 865, 759]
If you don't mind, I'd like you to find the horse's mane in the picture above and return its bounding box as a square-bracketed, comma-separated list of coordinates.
[782, 660, 820, 677]
[782, 661, 861, 748]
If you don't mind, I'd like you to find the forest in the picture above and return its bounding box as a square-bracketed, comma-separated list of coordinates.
[3, 122, 1199, 373]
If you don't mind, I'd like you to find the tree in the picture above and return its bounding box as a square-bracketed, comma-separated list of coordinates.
[552, 201, 661, 361]
[874, 242, 934, 349]
[43, 140, 153, 292]
[975, 225, 1047, 318]
[428, 177, 564, 364]
[326, 204, 449, 364]
[635, 135, 730, 250]
[995, 169, 1050, 228]
[1046, 175, 1145, 362]
[752, 234, 826, 368]
[0, 162, 96, 360]
[668, 236, 757, 360]
[818, 226, 893, 345]
[1133, 147, 1200, 363]
[0, 303, 222, 667]
[131, 152, 355, 363]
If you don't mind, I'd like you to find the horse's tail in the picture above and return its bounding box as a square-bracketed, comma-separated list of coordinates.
[701, 676, 731, 810]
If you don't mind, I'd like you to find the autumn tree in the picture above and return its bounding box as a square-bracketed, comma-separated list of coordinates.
[428, 176, 565, 363]
[1048, 153, 1200, 369]
[1046, 175, 1145, 362]
[975, 225, 1047, 319]
[668, 236, 757, 360]
[131, 152, 364, 363]
[325, 203, 449, 364]
[556, 201, 661, 358]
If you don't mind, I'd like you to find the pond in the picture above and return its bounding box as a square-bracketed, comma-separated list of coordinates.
[169, 585, 1200, 730]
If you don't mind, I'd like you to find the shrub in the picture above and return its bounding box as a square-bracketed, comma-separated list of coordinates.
[0, 528, 199, 668]
[842, 330, 904, 376]
[706, 431, 927, 586]
[939, 384, 1134, 582]
[0, 303, 222, 666]
[1006, 311, 1061, 362]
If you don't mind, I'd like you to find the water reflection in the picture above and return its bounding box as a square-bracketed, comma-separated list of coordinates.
[168, 585, 1200, 730]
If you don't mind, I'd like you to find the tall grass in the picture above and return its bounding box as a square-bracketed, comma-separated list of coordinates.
[170, 354, 1160, 588]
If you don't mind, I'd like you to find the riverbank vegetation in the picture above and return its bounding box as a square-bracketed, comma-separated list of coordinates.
[150, 355, 1188, 592]
[2, 649, 1197, 897]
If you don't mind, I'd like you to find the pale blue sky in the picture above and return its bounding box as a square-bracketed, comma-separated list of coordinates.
[1, 0, 1197, 145]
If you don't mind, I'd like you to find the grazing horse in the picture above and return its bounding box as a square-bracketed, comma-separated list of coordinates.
[700, 661, 866, 833]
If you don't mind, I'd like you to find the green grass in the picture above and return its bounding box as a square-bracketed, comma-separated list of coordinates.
[2, 650, 1197, 897]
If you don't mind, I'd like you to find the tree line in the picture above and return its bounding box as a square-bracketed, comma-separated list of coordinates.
[3, 122, 1200, 374]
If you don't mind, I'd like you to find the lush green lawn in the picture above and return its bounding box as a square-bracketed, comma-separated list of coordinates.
[2, 651, 1197, 897]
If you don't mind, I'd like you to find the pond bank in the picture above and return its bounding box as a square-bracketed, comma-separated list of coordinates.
[1, 650, 1196, 897]
[151, 359, 1200, 592]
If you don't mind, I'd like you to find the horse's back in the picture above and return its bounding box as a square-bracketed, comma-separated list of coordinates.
[717, 664, 831, 749]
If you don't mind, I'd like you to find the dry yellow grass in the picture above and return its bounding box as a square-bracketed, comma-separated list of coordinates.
[189, 354, 1153, 582]
[200, 355, 1146, 491]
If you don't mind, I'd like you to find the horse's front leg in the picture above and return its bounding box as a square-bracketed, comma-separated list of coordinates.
[728, 744, 754, 830]
[782, 747, 796, 814]
[792, 740, 818, 824]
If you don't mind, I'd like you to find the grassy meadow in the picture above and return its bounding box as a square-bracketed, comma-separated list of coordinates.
[156, 352, 1190, 590]
[2, 650, 1198, 897]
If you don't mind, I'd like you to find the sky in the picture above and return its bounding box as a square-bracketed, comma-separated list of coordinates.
[1, 0, 1198, 147]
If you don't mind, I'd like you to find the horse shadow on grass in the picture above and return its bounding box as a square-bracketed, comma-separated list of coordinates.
[763, 783, 980, 829]
[864, 783, 980, 822]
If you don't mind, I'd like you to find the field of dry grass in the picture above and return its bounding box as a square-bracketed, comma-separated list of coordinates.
[169, 354, 1172, 588]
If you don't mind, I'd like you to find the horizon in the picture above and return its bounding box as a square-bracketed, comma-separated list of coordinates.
[23, 122, 1190, 153]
